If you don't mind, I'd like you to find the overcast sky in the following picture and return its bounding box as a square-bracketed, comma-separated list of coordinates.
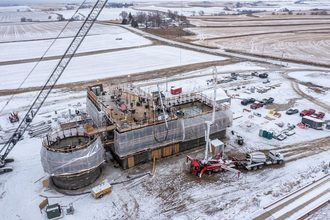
[1, 0, 141, 3]
[3, 0, 89, 3]
[1, 0, 135, 4]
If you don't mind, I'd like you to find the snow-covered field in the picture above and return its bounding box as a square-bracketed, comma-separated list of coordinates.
[0, 25, 152, 62]
[185, 15, 330, 66]
[0, 45, 226, 90]
[0, 22, 125, 42]
[0, 6, 31, 13]
[134, 0, 330, 14]
[0, 11, 58, 23]
[56, 7, 138, 21]
[289, 71, 330, 88]
[134, 5, 225, 16]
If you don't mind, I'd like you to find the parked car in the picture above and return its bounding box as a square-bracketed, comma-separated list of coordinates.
[241, 98, 255, 106]
[283, 130, 295, 136]
[258, 73, 268, 78]
[300, 109, 316, 117]
[251, 101, 264, 109]
[251, 71, 258, 76]
[262, 97, 274, 105]
[286, 108, 299, 115]
[311, 112, 325, 119]
[273, 133, 287, 141]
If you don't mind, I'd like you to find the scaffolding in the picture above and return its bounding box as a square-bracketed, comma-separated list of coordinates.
[41, 127, 104, 176]
[114, 109, 232, 157]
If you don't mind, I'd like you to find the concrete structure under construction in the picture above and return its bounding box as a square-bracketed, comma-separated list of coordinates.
[86, 83, 232, 169]
[41, 127, 104, 190]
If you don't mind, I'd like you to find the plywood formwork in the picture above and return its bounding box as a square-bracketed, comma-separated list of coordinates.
[114, 130, 226, 169]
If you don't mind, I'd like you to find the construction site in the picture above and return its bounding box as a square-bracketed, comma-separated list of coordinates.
[0, 0, 329, 220]
[86, 83, 231, 169]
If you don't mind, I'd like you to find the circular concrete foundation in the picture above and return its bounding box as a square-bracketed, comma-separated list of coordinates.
[52, 166, 102, 190]
[41, 128, 104, 190]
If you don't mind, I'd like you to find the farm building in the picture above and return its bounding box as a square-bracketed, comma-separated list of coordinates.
[86, 83, 232, 169]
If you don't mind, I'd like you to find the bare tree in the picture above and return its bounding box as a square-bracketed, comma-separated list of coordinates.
[119, 11, 128, 19]
[136, 12, 147, 27]
[198, 10, 205, 16]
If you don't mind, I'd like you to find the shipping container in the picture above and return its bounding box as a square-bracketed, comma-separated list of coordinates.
[170, 87, 182, 95]
[302, 116, 324, 130]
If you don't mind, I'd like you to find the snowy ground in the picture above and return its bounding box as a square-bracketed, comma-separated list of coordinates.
[288, 71, 330, 88]
[134, 62, 330, 150]
[55, 7, 138, 21]
[0, 60, 329, 220]
[134, 5, 226, 16]
[0, 25, 152, 62]
[0, 22, 129, 42]
[0, 45, 226, 90]
[0, 112, 329, 219]
[0, 2, 329, 219]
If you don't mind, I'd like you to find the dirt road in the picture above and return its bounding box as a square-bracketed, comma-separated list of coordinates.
[282, 72, 330, 111]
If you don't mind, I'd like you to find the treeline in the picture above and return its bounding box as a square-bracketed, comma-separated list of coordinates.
[120, 10, 190, 28]
[106, 3, 133, 8]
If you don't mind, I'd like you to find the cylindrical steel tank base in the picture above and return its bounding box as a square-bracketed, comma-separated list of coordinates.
[51, 166, 102, 190]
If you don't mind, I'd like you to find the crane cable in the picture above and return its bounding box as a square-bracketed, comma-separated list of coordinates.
[0, 0, 89, 115]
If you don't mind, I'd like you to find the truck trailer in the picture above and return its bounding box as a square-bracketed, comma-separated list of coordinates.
[302, 116, 324, 130]
[234, 151, 284, 171]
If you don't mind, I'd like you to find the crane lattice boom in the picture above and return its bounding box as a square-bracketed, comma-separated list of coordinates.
[0, 0, 108, 167]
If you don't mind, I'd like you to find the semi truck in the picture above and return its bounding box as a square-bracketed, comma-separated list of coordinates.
[234, 151, 284, 171]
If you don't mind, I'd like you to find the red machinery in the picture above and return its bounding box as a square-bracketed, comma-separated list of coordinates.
[186, 67, 240, 178]
[9, 112, 19, 123]
[187, 155, 240, 178]
[170, 87, 182, 95]
[311, 112, 325, 119]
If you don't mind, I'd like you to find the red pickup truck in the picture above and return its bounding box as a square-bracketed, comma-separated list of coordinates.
[311, 112, 325, 119]
[300, 109, 315, 117]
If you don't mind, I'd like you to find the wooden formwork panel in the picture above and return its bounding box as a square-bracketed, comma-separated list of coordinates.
[162, 146, 173, 157]
[152, 149, 162, 159]
[173, 143, 180, 154]
[127, 156, 135, 168]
